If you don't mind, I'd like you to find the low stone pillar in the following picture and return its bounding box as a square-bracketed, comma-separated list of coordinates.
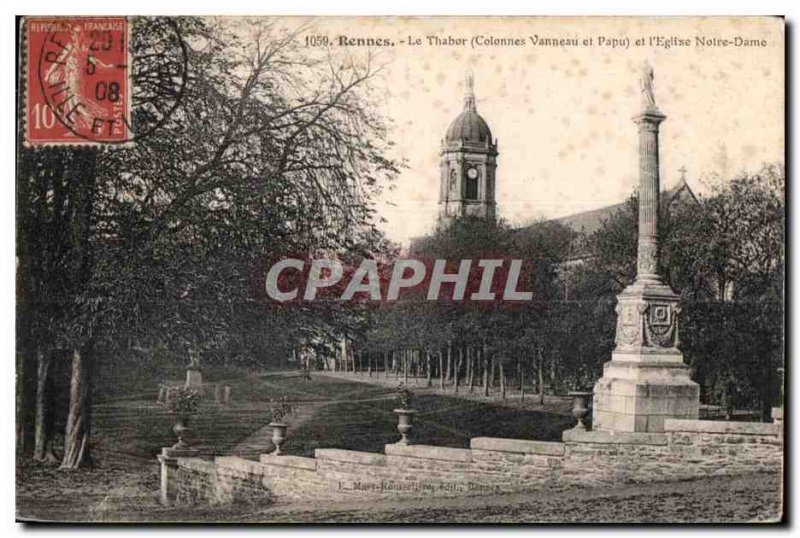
[158, 446, 199, 505]
[771, 407, 783, 429]
[185, 367, 202, 389]
[221, 385, 231, 405]
[157, 384, 167, 404]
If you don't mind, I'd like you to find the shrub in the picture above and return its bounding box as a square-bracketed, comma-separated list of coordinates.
[269, 396, 296, 423]
[159, 387, 201, 416]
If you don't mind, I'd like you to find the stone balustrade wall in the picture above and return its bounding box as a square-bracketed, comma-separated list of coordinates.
[165, 415, 783, 505]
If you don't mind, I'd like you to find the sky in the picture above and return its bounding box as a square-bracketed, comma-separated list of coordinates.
[278, 17, 785, 245]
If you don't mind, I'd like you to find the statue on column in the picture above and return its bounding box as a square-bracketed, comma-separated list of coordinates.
[640, 61, 656, 110]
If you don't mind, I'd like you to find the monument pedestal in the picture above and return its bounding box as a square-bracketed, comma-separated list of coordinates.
[593, 356, 699, 432]
[593, 280, 699, 433]
[185, 367, 202, 389]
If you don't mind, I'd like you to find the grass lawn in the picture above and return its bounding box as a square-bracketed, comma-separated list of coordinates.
[285, 394, 573, 457]
[91, 369, 401, 460]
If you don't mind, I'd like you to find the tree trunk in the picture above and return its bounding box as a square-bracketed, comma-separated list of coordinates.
[445, 344, 452, 382]
[34, 348, 57, 463]
[16, 103, 39, 460]
[384, 351, 389, 378]
[482, 349, 489, 397]
[438, 351, 445, 391]
[61, 151, 97, 470]
[469, 347, 477, 393]
[538, 350, 545, 406]
[466, 347, 472, 390]
[453, 348, 462, 394]
[500, 361, 506, 401]
[426, 352, 432, 387]
[61, 346, 93, 469]
[403, 349, 408, 385]
[520, 358, 525, 402]
[16, 348, 36, 459]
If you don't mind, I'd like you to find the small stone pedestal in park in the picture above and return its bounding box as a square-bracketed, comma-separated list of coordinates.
[158, 445, 198, 505]
[771, 407, 783, 428]
[185, 367, 202, 389]
[213, 384, 231, 404]
[592, 63, 699, 433]
[185, 349, 203, 390]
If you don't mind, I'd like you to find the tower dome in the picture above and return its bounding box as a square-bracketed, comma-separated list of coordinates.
[444, 74, 493, 144]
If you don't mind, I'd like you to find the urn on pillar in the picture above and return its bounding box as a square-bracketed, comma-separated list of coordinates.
[591, 62, 700, 433]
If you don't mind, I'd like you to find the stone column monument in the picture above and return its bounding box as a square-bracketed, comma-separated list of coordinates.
[591, 62, 700, 433]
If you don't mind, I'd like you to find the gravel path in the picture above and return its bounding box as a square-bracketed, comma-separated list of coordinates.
[316, 370, 574, 414]
[244, 472, 783, 524]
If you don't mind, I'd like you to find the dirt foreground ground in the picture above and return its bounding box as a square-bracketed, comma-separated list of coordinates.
[18, 467, 781, 524]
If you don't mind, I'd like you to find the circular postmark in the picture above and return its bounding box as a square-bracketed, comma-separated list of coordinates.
[125, 17, 189, 141]
[34, 17, 187, 145]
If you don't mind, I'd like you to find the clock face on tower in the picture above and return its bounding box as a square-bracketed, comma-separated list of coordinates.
[467, 167, 479, 179]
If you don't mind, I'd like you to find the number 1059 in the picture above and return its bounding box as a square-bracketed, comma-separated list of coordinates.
[304, 35, 329, 46]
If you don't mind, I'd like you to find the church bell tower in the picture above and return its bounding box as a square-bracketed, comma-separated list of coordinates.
[438, 74, 498, 227]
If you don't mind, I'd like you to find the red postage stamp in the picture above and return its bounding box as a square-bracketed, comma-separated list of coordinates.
[24, 17, 131, 146]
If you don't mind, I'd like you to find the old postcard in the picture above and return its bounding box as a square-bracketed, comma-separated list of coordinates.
[15, 15, 784, 523]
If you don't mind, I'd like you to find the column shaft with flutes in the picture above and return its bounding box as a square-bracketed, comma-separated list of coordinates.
[634, 112, 665, 281]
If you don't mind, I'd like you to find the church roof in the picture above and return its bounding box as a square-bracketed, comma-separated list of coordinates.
[444, 74, 494, 145]
[551, 175, 699, 236]
[552, 201, 627, 235]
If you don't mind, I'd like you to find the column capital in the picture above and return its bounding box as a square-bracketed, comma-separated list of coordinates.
[632, 109, 667, 128]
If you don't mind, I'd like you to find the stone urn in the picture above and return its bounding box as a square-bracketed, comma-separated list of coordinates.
[172, 415, 192, 449]
[568, 391, 593, 431]
[393, 409, 416, 445]
[269, 422, 288, 455]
